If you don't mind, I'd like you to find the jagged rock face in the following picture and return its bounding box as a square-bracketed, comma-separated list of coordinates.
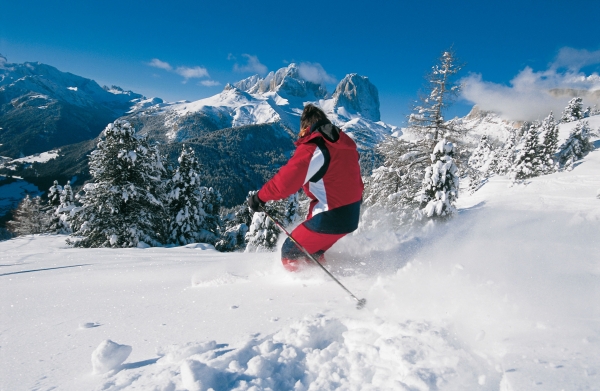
[332, 74, 380, 122]
[234, 64, 327, 99]
[464, 105, 496, 120]
[233, 75, 261, 93]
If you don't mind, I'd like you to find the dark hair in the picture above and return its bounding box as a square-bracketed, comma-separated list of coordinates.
[300, 104, 329, 131]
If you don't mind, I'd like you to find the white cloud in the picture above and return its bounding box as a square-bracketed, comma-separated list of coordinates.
[551, 47, 600, 71]
[148, 59, 209, 83]
[233, 54, 268, 75]
[175, 66, 209, 80]
[148, 58, 172, 71]
[461, 49, 600, 121]
[200, 79, 221, 87]
[297, 62, 336, 85]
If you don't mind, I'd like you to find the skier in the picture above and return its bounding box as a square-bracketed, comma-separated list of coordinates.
[247, 104, 364, 271]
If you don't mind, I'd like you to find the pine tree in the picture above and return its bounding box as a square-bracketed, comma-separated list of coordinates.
[68, 120, 166, 248]
[561, 97, 583, 123]
[49, 181, 76, 234]
[537, 112, 559, 174]
[557, 121, 593, 170]
[7, 195, 50, 236]
[166, 147, 207, 245]
[48, 180, 63, 207]
[198, 186, 222, 242]
[362, 137, 432, 228]
[495, 128, 519, 175]
[511, 122, 543, 181]
[215, 202, 253, 252]
[245, 211, 279, 252]
[47, 180, 63, 233]
[408, 49, 463, 141]
[419, 139, 459, 219]
[467, 167, 483, 194]
[469, 135, 494, 171]
[244, 193, 293, 253]
[495, 138, 515, 175]
[583, 106, 591, 118]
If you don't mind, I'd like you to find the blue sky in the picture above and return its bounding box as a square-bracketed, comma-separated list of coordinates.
[2, 0, 600, 125]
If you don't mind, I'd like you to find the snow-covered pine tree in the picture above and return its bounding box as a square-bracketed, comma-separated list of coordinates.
[68, 120, 166, 248]
[244, 193, 294, 253]
[583, 106, 591, 118]
[166, 146, 207, 245]
[556, 121, 594, 170]
[48, 180, 63, 207]
[511, 122, 543, 181]
[468, 135, 495, 171]
[49, 181, 76, 234]
[198, 186, 222, 242]
[537, 112, 559, 174]
[466, 135, 497, 194]
[495, 129, 517, 175]
[364, 49, 465, 228]
[466, 167, 484, 194]
[419, 139, 459, 219]
[215, 201, 253, 252]
[47, 180, 63, 233]
[245, 211, 279, 252]
[7, 195, 50, 235]
[408, 49, 463, 141]
[362, 137, 431, 228]
[561, 97, 584, 123]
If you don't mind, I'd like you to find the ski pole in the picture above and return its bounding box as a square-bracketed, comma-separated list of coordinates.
[262, 211, 367, 310]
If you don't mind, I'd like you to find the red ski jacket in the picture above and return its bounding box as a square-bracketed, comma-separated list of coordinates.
[258, 120, 364, 234]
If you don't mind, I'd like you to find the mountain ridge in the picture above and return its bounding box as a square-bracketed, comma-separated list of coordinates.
[0, 58, 146, 158]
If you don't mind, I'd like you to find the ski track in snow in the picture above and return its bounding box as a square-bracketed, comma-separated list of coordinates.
[2, 141, 600, 390]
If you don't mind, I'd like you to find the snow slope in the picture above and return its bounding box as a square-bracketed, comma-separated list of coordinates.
[0, 150, 60, 171]
[1, 142, 600, 390]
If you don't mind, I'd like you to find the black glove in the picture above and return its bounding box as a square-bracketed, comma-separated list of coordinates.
[247, 193, 265, 212]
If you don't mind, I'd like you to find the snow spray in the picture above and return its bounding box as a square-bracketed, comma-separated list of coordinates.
[263, 211, 367, 310]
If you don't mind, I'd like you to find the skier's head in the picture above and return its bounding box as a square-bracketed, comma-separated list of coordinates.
[300, 104, 329, 137]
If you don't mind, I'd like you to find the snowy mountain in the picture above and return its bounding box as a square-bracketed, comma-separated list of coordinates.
[125, 63, 396, 154]
[456, 105, 522, 143]
[0, 61, 397, 212]
[0, 57, 146, 157]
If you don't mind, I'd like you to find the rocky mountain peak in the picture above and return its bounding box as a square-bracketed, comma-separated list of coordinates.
[234, 64, 327, 99]
[332, 74, 380, 122]
[464, 105, 496, 120]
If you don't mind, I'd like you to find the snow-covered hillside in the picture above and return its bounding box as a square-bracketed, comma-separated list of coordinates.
[0, 58, 148, 158]
[1, 130, 599, 390]
[129, 64, 397, 153]
[0, 61, 144, 111]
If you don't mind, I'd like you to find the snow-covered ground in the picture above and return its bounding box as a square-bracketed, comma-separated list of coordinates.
[0, 150, 60, 172]
[2, 143, 600, 390]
